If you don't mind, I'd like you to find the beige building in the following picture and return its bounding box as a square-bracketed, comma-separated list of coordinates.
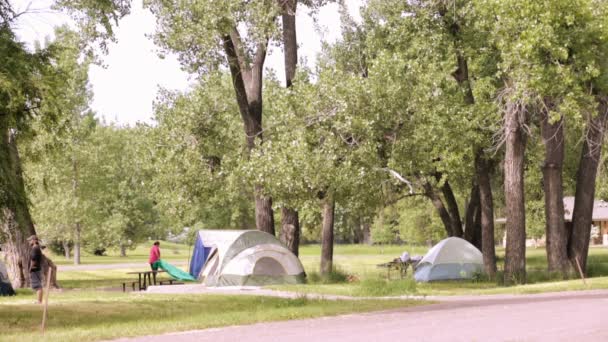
[498, 196, 608, 247]
[563, 196, 608, 245]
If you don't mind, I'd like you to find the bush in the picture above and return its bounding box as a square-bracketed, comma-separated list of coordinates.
[307, 267, 350, 284]
[92, 248, 106, 256]
[47, 240, 70, 256]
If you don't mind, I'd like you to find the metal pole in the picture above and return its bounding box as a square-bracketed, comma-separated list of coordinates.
[41, 268, 52, 334]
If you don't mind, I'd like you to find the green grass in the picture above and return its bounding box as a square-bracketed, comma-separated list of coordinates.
[0, 291, 428, 342]
[270, 245, 608, 297]
[44, 242, 608, 296]
[5, 242, 608, 341]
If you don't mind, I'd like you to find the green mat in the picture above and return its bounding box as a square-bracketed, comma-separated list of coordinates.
[153, 260, 197, 282]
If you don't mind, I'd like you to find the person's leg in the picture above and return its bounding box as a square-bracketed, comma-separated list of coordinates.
[31, 271, 43, 303]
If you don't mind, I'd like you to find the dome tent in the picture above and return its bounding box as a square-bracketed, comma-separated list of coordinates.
[0, 260, 15, 296]
[189, 230, 306, 286]
[414, 237, 483, 282]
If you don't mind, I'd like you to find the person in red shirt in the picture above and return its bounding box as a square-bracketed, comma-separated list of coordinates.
[149, 241, 161, 271]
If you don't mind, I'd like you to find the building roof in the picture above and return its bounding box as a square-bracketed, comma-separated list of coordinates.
[563, 196, 608, 221]
[495, 196, 608, 224]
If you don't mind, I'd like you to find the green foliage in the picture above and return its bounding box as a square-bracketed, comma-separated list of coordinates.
[151, 74, 255, 231]
[145, 0, 281, 74]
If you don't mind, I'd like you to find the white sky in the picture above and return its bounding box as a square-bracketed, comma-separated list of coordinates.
[11, 0, 363, 126]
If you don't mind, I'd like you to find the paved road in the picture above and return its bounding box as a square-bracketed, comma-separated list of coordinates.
[113, 290, 608, 342]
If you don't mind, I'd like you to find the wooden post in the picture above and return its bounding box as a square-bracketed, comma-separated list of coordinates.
[41, 267, 52, 334]
[575, 257, 587, 286]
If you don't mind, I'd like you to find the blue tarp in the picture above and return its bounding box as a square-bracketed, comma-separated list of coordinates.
[189, 235, 211, 278]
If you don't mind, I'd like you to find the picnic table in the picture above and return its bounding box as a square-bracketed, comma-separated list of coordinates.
[126, 270, 166, 291]
[376, 257, 422, 280]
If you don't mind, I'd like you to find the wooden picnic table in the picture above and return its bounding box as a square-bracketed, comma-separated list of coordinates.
[376, 258, 421, 280]
[126, 270, 166, 291]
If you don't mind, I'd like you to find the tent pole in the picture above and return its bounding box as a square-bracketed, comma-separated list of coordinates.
[186, 240, 193, 273]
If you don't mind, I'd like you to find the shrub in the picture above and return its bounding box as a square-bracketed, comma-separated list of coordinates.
[306, 267, 350, 284]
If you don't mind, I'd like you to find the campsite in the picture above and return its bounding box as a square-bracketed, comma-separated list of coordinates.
[5, 0, 608, 341]
[3, 241, 608, 341]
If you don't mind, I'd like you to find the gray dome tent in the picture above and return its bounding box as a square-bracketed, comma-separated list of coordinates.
[190, 230, 306, 286]
[414, 237, 483, 282]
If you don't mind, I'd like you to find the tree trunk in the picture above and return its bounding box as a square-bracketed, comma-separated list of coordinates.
[278, 0, 301, 249]
[0, 126, 58, 288]
[1, 209, 31, 288]
[472, 198, 482, 250]
[280, 207, 299, 256]
[73, 222, 81, 265]
[255, 186, 275, 236]
[503, 106, 528, 284]
[464, 184, 480, 243]
[62, 240, 70, 259]
[71, 151, 81, 265]
[320, 196, 335, 275]
[120, 244, 127, 257]
[540, 110, 569, 275]
[281, 0, 297, 87]
[361, 221, 372, 245]
[440, 179, 464, 237]
[423, 181, 453, 237]
[569, 97, 608, 273]
[476, 155, 497, 277]
[222, 31, 275, 235]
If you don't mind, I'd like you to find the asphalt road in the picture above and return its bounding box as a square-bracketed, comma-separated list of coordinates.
[113, 290, 608, 342]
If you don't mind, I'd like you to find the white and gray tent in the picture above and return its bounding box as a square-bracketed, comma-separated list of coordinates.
[414, 237, 483, 282]
[0, 260, 15, 296]
[189, 230, 306, 286]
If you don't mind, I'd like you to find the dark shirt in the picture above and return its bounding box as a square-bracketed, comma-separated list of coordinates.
[30, 245, 42, 272]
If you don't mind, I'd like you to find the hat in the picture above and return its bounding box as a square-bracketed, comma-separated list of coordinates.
[27, 235, 39, 242]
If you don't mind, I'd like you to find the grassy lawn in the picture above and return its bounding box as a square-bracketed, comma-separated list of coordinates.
[0, 290, 428, 342]
[270, 244, 608, 297]
[46, 242, 608, 296]
[4, 242, 608, 341]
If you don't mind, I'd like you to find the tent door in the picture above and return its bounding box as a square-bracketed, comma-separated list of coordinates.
[252, 257, 286, 276]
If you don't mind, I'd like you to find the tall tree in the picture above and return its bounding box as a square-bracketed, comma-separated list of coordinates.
[278, 0, 301, 255]
[569, 98, 608, 272]
[146, 0, 280, 235]
[0, 21, 61, 288]
[502, 89, 528, 284]
[541, 108, 569, 274]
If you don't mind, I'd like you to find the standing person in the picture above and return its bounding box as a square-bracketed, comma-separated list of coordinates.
[149, 241, 161, 270]
[28, 235, 43, 304]
[149, 241, 161, 285]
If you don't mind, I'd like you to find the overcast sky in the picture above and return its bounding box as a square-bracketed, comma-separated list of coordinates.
[11, 0, 362, 126]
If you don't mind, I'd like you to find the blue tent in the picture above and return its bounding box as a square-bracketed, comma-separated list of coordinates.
[188, 233, 213, 278]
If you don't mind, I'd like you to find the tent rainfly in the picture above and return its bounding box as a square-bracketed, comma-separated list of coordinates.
[0, 260, 15, 296]
[414, 237, 483, 282]
[189, 230, 306, 286]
